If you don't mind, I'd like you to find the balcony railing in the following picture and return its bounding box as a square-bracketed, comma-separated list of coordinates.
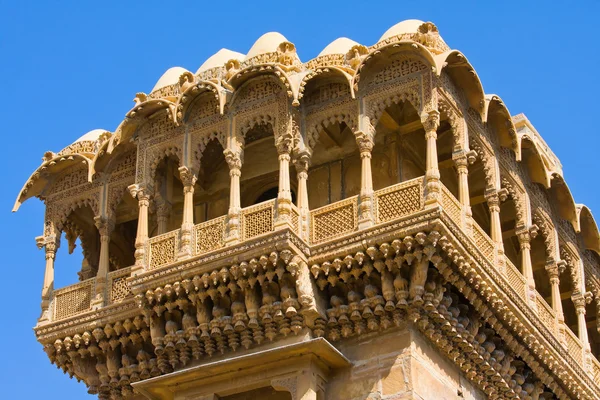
[53, 278, 94, 320]
[194, 215, 226, 254]
[374, 178, 423, 223]
[241, 199, 275, 240]
[535, 290, 558, 335]
[310, 196, 358, 244]
[505, 256, 528, 302]
[147, 229, 179, 270]
[44, 177, 600, 386]
[565, 325, 584, 366]
[108, 267, 132, 305]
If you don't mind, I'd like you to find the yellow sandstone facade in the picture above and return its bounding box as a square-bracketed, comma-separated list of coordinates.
[15, 20, 600, 399]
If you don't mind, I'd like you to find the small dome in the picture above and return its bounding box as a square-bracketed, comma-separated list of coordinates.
[74, 129, 108, 143]
[318, 37, 359, 57]
[379, 19, 425, 42]
[151, 66, 190, 93]
[246, 32, 289, 60]
[196, 48, 245, 74]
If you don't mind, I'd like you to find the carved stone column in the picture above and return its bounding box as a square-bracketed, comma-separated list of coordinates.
[355, 131, 375, 229]
[155, 201, 171, 235]
[275, 133, 293, 230]
[517, 229, 536, 300]
[486, 191, 504, 250]
[294, 151, 311, 240]
[224, 149, 242, 245]
[573, 293, 591, 351]
[178, 166, 197, 259]
[453, 153, 470, 208]
[546, 262, 565, 323]
[92, 216, 114, 309]
[128, 184, 151, 276]
[37, 233, 59, 322]
[422, 110, 441, 206]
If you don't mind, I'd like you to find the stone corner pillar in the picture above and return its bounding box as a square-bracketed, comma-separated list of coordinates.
[224, 149, 242, 245]
[92, 215, 115, 310]
[516, 227, 536, 306]
[38, 233, 59, 322]
[355, 130, 375, 230]
[274, 132, 294, 231]
[178, 166, 197, 260]
[128, 184, 151, 276]
[452, 150, 476, 233]
[572, 292, 592, 353]
[485, 189, 504, 264]
[293, 151, 311, 241]
[421, 110, 441, 208]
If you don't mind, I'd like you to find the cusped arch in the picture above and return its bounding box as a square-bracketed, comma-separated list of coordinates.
[146, 146, 183, 187]
[13, 154, 93, 212]
[485, 95, 519, 157]
[192, 130, 227, 176]
[175, 80, 225, 124]
[228, 65, 298, 105]
[549, 173, 579, 232]
[521, 136, 551, 188]
[353, 40, 436, 90]
[298, 67, 354, 101]
[577, 205, 600, 254]
[532, 207, 559, 262]
[52, 196, 101, 232]
[438, 96, 465, 151]
[435, 50, 485, 119]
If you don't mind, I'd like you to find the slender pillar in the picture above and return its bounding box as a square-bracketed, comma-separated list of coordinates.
[486, 191, 504, 250]
[546, 263, 564, 322]
[517, 229, 536, 297]
[294, 151, 311, 240]
[224, 149, 242, 244]
[92, 216, 114, 309]
[422, 110, 441, 206]
[155, 201, 171, 235]
[275, 133, 293, 229]
[355, 130, 375, 229]
[37, 232, 59, 322]
[573, 294, 591, 351]
[128, 184, 151, 275]
[178, 166, 197, 259]
[454, 154, 470, 208]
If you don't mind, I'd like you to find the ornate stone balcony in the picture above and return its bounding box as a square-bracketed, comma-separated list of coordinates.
[36, 176, 600, 399]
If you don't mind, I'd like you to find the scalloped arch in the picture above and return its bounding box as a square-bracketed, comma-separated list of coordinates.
[13, 154, 92, 212]
[228, 65, 297, 104]
[352, 40, 436, 90]
[577, 205, 600, 254]
[435, 50, 485, 119]
[298, 67, 354, 101]
[485, 95, 520, 158]
[549, 173, 579, 232]
[521, 136, 551, 188]
[175, 80, 225, 124]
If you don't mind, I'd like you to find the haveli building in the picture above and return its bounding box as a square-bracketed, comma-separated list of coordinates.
[14, 19, 600, 400]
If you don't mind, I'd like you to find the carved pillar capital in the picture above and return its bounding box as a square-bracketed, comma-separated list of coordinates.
[354, 130, 374, 154]
[421, 109, 440, 133]
[94, 215, 115, 238]
[178, 166, 197, 188]
[224, 148, 243, 171]
[516, 229, 531, 249]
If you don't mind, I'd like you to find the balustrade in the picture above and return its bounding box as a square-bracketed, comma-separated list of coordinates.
[52, 278, 95, 321]
[42, 178, 600, 385]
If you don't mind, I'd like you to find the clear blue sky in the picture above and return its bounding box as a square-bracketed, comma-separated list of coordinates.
[1, 1, 598, 398]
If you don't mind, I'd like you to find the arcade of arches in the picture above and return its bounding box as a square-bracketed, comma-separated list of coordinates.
[15, 19, 600, 400]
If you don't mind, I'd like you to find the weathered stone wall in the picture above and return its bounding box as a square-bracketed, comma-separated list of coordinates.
[328, 327, 485, 400]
